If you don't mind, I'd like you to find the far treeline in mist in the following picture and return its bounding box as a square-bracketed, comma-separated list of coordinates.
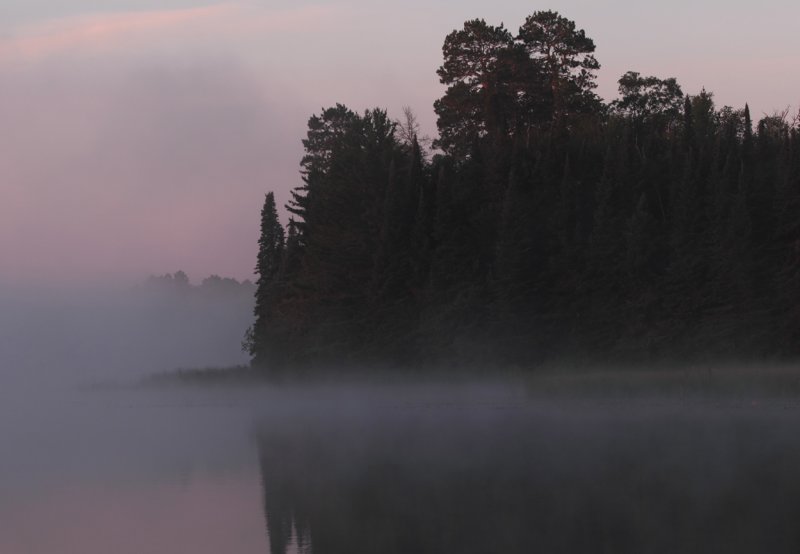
[244, 10, 800, 370]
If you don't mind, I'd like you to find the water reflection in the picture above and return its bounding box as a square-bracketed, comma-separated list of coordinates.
[257, 401, 800, 554]
[2, 385, 800, 553]
[0, 387, 268, 554]
[0, 475, 269, 554]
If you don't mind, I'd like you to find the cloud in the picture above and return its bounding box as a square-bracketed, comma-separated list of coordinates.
[0, 3, 337, 63]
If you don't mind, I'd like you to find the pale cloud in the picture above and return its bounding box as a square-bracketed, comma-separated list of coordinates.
[0, 2, 337, 63]
[0, 2, 354, 286]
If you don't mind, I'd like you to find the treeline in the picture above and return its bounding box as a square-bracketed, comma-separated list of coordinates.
[143, 271, 254, 298]
[246, 11, 800, 370]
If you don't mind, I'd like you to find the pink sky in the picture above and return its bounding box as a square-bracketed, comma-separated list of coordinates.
[1, 1, 798, 286]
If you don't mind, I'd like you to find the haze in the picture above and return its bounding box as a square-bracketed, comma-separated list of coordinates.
[0, 276, 254, 388]
[1, 0, 798, 285]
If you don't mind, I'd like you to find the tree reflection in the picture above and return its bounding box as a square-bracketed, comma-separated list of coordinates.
[257, 405, 800, 553]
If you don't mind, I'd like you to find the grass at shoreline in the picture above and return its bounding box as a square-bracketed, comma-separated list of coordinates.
[140, 362, 800, 399]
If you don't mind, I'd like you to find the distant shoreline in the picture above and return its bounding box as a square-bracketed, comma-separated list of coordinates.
[141, 362, 800, 401]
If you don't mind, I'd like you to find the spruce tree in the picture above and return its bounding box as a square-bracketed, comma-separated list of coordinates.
[249, 192, 285, 368]
[240, 12, 800, 368]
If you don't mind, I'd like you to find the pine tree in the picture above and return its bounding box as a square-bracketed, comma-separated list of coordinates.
[434, 19, 517, 159]
[517, 10, 601, 122]
[241, 14, 800, 368]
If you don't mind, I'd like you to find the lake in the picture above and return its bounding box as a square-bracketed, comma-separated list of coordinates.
[2, 381, 800, 553]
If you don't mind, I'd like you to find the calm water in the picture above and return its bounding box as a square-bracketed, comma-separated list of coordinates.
[2, 383, 800, 553]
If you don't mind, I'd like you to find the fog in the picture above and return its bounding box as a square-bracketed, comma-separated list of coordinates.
[255, 387, 800, 554]
[0, 278, 253, 389]
[2, 282, 800, 552]
[3, 375, 800, 553]
[0, 278, 260, 552]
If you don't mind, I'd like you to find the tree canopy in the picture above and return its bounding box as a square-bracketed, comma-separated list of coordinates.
[246, 10, 800, 372]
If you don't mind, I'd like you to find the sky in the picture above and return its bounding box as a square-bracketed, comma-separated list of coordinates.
[1, 0, 799, 286]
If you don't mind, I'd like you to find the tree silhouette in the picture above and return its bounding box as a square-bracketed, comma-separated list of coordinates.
[247, 192, 285, 368]
[245, 11, 800, 368]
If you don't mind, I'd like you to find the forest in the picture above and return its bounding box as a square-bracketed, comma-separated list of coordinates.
[244, 11, 800, 370]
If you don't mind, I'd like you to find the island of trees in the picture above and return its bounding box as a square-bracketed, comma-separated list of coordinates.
[244, 11, 800, 371]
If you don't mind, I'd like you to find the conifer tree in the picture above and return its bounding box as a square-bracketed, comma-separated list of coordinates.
[683, 96, 695, 152]
[243, 12, 800, 367]
[494, 167, 539, 325]
[517, 10, 600, 121]
[434, 19, 517, 158]
[743, 104, 753, 159]
[248, 192, 285, 368]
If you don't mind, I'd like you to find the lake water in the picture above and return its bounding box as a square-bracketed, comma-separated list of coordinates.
[2, 382, 800, 553]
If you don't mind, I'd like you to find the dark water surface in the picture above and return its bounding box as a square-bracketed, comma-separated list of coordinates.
[2, 383, 800, 553]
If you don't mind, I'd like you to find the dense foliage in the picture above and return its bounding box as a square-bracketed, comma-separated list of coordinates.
[249, 11, 800, 370]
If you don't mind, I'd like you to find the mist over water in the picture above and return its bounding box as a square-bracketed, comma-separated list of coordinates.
[0, 281, 268, 551]
[4, 0, 800, 550]
[0, 384, 267, 553]
[0, 281, 252, 388]
[2, 366, 800, 553]
[2, 282, 800, 553]
[255, 387, 800, 554]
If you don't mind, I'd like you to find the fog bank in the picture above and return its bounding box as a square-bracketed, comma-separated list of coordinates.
[0, 278, 253, 388]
